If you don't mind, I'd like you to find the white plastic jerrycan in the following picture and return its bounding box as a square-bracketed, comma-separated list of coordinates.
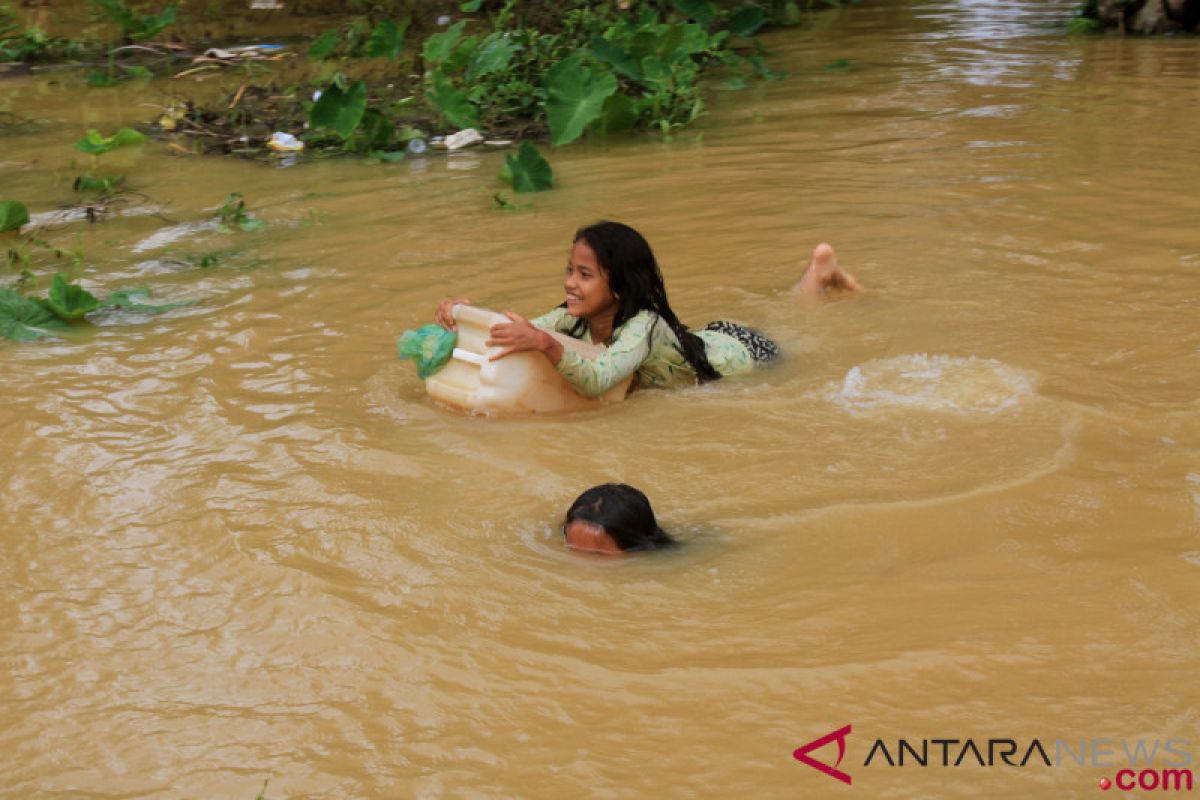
[425, 304, 632, 415]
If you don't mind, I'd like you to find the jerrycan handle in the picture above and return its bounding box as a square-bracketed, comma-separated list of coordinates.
[452, 347, 486, 366]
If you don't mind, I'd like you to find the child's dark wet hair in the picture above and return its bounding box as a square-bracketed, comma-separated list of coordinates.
[564, 483, 676, 552]
[570, 221, 722, 383]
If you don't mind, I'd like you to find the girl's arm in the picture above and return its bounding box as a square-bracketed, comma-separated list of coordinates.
[553, 339, 647, 397]
[549, 315, 653, 397]
[489, 312, 652, 398]
[487, 312, 564, 366]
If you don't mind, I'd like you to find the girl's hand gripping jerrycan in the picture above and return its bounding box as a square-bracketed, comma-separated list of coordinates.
[425, 304, 632, 414]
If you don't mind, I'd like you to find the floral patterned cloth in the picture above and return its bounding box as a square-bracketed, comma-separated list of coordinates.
[531, 307, 760, 397]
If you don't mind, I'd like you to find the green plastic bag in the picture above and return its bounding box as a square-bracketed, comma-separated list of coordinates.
[396, 324, 457, 379]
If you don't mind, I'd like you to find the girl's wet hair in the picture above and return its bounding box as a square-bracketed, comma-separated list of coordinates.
[570, 220, 722, 383]
[565, 483, 676, 552]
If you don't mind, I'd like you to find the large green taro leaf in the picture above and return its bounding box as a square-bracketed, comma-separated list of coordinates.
[426, 72, 478, 129]
[0, 200, 29, 232]
[544, 53, 618, 147]
[504, 142, 553, 193]
[45, 272, 101, 321]
[0, 288, 69, 341]
[310, 80, 368, 140]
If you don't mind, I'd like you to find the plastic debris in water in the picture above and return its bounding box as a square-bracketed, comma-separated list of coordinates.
[202, 44, 286, 60]
[267, 132, 304, 152]
[397, 325, 457, 379]
[444, 128, 483, 151]
[406, 138, 428, 156]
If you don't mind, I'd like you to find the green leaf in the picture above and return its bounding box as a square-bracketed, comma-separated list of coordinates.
[369, 150, 406, 163]
[366, 17, 406, 60]
[74, 130, 109, 153]
[672, 23, 711, 59]
[45, 272, 101, 321]
[504, 142, 553, 193]
[460, 0, 483, 10]
[73, 173, 125, 193]
[543, 53, 618, 147]
[426, 71, 478, 129]
[656, 24, 686, 60]
[73, 127, 145, 154]
[727, 5, 767, 36]
[353, 108, 395, 151]
[626, 29, 660, 62]
[310, 79, 367, 139]
[102, 287, 193, 313]
[396, 124, 425, 143]
[639, 55, 670, 88]
[215, 192, 265, 232]
[123, 64, 153, 78]
[720, 76, 748, 90]
[423, 20, 465, 68]
[130, 3, 175, 40]
[467, 32, 517, 81]
[671, 0, 717, 26]
[190, 250, 225, 268]
[91, 0, 136, 30]
[588, 36, 642, 83]
[308, 29, 339, 59]
[0, 201, 30, 232]
[0, 288, 68, 341]
[110, 127, 145, 147]
[598, 91, 639, 133]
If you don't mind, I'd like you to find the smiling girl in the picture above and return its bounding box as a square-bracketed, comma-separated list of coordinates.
[434, 220, 859, 398]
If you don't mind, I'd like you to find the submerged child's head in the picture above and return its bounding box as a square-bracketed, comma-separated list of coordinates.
[563, 483, 676, 554]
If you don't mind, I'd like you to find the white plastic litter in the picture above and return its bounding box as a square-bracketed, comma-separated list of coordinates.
[202, 44, 286, 60]
[444, 128, 484, 150]
[267, 132, 304, 152]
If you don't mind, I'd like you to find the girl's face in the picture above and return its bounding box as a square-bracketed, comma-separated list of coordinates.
[563, 518, 622, 555]
[564, 239, 618, 321]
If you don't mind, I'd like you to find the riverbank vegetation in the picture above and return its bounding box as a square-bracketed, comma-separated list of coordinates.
[2, 0, 865, 340]
[5, 1, 853, 155]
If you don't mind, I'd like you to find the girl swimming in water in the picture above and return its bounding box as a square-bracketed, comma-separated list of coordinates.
[434, 221, 859, 397]
[562, 483, 675, 554]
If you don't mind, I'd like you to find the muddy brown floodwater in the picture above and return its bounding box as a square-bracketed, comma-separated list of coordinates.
[2, 1, 1199, 797]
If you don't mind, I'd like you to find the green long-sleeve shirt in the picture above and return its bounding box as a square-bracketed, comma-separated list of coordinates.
[531, 307, 754, 397]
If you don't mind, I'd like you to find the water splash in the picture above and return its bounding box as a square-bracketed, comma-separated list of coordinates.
[826, 354, 1035, 415]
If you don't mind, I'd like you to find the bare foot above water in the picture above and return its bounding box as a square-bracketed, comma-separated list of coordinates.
[790, 243, 862, 300]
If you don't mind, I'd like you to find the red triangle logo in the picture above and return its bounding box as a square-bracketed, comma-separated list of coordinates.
[793, 724, 853, 785]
